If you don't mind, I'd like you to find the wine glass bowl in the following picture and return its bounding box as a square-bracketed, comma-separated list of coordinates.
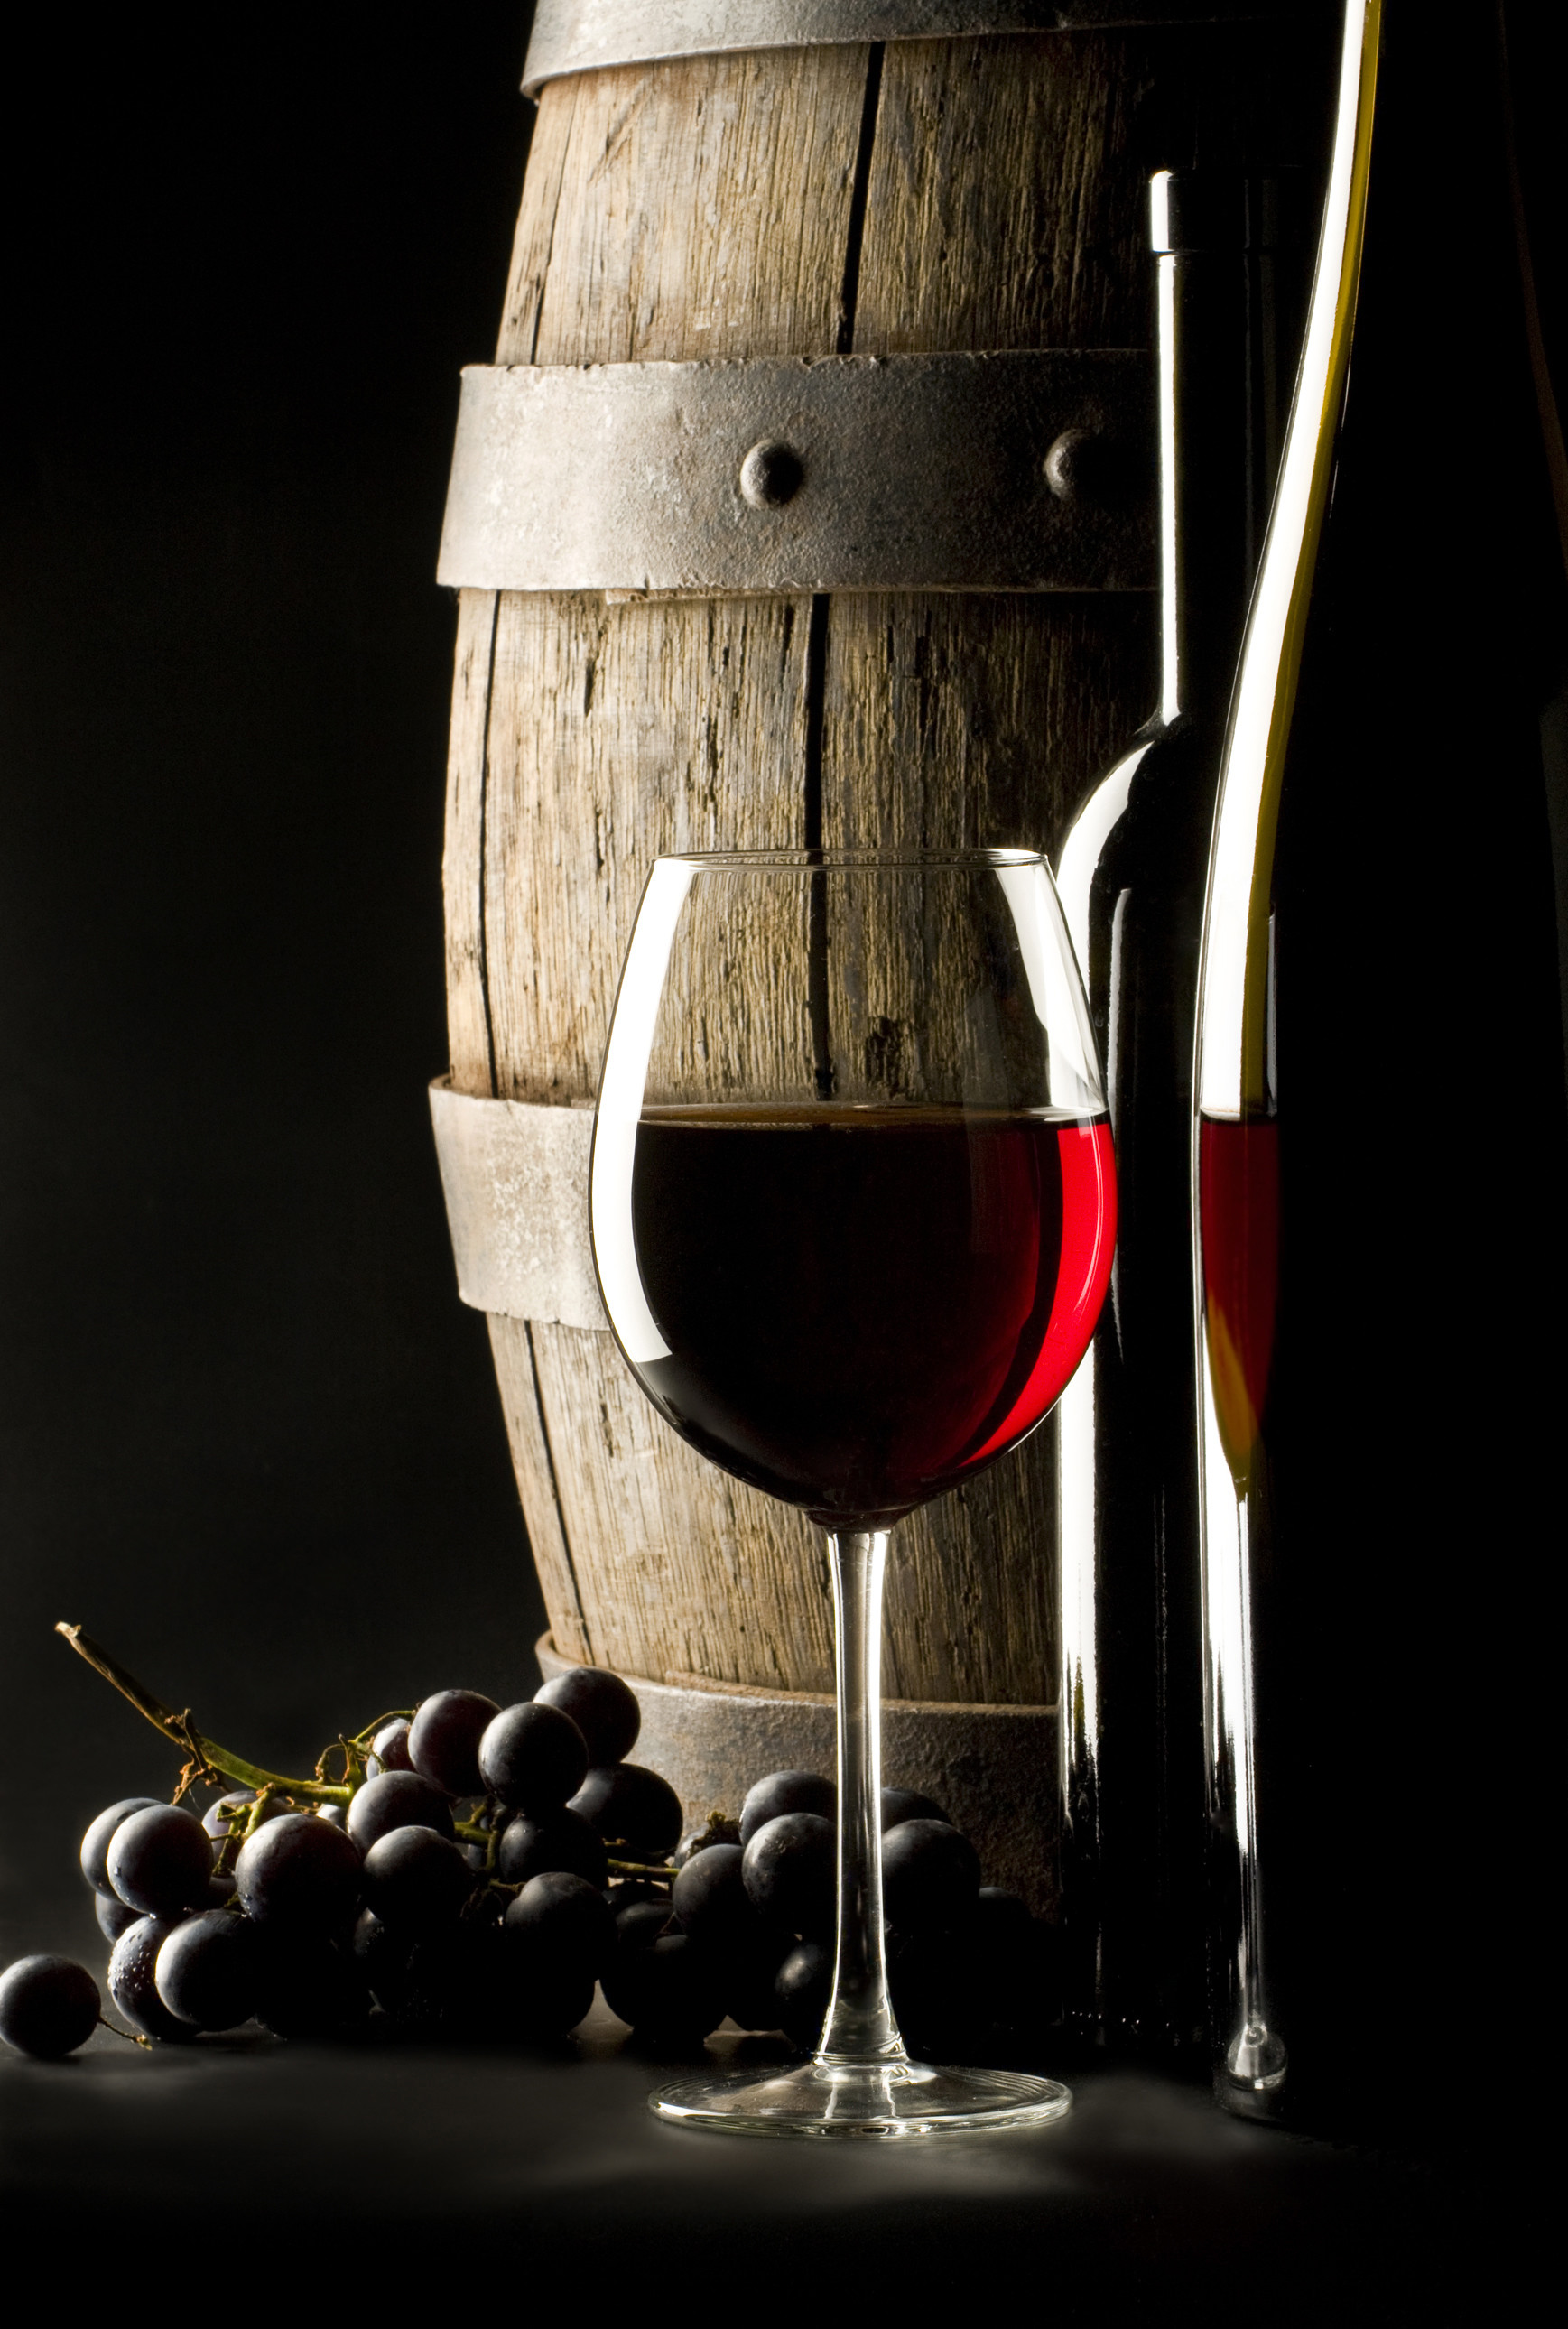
[591, 849, 1115, 2135]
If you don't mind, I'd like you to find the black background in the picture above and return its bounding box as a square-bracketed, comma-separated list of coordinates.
[1, 5, 547, 1958]
[2, 0, 1564, 2146]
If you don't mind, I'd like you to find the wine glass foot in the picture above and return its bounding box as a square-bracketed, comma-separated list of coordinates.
[649, 2056, 1072, 2139]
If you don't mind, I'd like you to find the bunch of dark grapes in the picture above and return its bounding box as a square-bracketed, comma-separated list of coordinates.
[603, 1771, 1060, 2056]
[1, 1647, 1058, 2065]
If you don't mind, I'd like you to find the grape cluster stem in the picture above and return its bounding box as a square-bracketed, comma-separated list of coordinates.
[56, 1622, 353, 1807]
[54, 1622, 678, 1886]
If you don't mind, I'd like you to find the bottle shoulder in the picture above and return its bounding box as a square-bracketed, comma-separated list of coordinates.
[1058, 714, 1221, 908]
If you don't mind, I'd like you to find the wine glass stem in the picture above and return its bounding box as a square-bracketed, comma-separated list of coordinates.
[818, 1528, 908, 2067]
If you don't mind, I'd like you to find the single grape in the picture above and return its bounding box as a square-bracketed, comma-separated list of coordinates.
[154, 1911, 259, 2031]
[601, 1927, 726, 2043]
[234, 1813, 362, 1933]
[201, 1791, 292, 1842]
[740, 1813, 836, 1938]
[880, 1819, 980, 1935]
[360, 1826, 473, 1934]
[568, 1764, 682, 1860]
[672, 1843, 760, 1953]
[79, 1797, 160, 1898]
[496, 1809, 607, 1890]
[534, 1667, 641, 1766]
[106, 1804, 214, 1919]
[96, 1892, 141, 1945]
[254, 1934, 371, 2039]
[773, 1939, 832, 2051]
[407, 1689, 500, 1796]
[478, 1702, 588, 1813]
[206, 1870, 237, 1907]
[611, 1898, 673, 1944]
[738, 1770, 836, 1845]
[0, 1955, 100, 2059]
[881, 1786, 950, 1831]
[344, 1770, 455, 1852]
[107, 1917, 199, 2044]
[367, 1717, 413, 1775]
[314, 1804, 347, 1830]
[503, 1872, 614, 1975]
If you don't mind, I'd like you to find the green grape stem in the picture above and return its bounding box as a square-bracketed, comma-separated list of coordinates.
[96, 2012, 150, 2048]
[55, 1623, 682, 1874]
[55, 1623, 352, 1805]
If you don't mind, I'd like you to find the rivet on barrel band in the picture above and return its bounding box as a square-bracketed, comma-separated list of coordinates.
[437, 351, 1154, 597]
[521, 0, 1287, 97]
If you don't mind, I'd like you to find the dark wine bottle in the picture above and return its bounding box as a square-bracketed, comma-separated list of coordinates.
[1052, 166, 1306, 2056]
[1193, 0, 1568, 2126]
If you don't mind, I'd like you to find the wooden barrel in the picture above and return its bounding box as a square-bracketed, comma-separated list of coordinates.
[440, 9, 1329, 1903]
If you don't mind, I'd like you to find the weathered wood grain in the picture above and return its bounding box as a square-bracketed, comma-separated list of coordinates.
[443, 589, 498, 1096]
[822, 594, 1154, 858]
[481, 589, 812, 1104]
[854, 32, 1153, 358]
[528, 49, 872, 366]
[496, 76, 580, 367]
[529, 1319, 832, 1689]
[487, 1315, 593, 1664]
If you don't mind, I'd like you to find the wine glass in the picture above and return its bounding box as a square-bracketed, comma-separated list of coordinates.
[590, 849, 1116, 2136]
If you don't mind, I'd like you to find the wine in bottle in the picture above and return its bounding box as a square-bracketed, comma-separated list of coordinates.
[1052, 165, 1306, 2056]
[1193, 0, 1568, 2122]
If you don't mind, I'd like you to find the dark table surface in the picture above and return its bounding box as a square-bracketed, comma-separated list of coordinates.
[2, 1995, 1451, 2309]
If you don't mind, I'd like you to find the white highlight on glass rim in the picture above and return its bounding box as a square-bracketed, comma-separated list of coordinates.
[1053, 741, 1146, 989]
[589, 858, 697, 1364]
[1197, 0, 1375, 1120]
[995, 861, 1104, 1115]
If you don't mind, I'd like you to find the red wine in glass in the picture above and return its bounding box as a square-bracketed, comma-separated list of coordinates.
[632, 1102, 1115, 1524]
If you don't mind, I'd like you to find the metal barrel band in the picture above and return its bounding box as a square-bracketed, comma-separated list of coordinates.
[536, 1635, 1061, 1912]
[522, 0, 1288, 96]
[438, 350, 1154, 598]
[429, 1080, 606, 1332]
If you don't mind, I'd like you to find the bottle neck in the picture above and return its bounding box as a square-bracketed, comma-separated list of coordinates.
[1157, 227, 1291, 727]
